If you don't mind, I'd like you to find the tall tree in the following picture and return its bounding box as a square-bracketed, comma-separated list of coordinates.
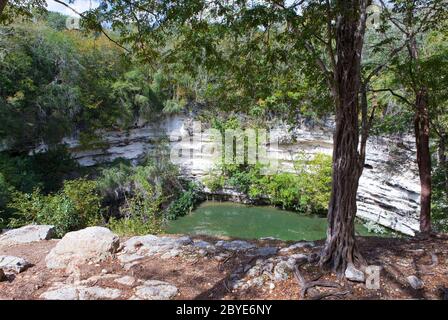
[318, 0, 369, 272]
[78, 0, 380, 273]
[379, 0, 448, 234]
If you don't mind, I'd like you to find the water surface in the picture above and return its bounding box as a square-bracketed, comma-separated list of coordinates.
[166, 201, 374, 241]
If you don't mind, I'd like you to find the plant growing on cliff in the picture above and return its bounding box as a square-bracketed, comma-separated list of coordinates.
[205, 154, 332, 215]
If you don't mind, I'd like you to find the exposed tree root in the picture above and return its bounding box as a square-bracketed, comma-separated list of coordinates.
[293, 259, 344, 300]
[310, 290, 351, 300]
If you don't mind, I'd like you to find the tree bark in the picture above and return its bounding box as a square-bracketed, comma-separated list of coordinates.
[0, 0, 7, 16]
[414, 88, 432, 234]
[319, 0, 368, 274]
[407, 25, 432, 234]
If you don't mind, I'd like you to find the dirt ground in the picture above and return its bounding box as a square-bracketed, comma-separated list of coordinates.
[0, 235, 447, 300]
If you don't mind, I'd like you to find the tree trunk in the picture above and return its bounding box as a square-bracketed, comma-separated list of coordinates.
[0, 0, 7, 16]
[415, 88, 432, 234]
[319, 0, 367, 274]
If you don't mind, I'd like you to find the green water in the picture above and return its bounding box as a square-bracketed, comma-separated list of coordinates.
[166, 201, 374, 241]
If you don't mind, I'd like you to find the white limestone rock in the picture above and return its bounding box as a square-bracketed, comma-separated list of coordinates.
[114, 276, 136, 287]
[132, 280, 178, 300]
[45, 227, 120, 270]
[345, 264, 365, 282]
[0, 225, 55, 248]
[40, 284, 121, 300]
[0, 255, 32, 273]
[123, 235, 192, 256]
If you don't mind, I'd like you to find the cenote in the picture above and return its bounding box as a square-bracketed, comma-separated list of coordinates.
[166, 201, 375, 241]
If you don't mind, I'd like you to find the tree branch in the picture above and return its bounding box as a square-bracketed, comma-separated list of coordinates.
[53, 0, 130, 53]
[370, 88, 414, 106]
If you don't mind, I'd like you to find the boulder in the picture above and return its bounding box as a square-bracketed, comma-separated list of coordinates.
[0, 255, 32, 273]
[345, 263, 365, 282]
[0, 225, 55, 248]
[132, 280, 178, 300]
[407, 275, 424, 290]
[45, 227, 120, 270]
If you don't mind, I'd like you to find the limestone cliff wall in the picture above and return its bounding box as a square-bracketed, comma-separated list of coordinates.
[63, 115, 420, 236]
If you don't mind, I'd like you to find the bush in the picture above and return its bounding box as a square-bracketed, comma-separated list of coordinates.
[97, 156, 202, 231]
[0, 147, 78, 194]
[8, 178, 102, 237]
[204, 153, 332, 215]
[165, 182, 202, 220]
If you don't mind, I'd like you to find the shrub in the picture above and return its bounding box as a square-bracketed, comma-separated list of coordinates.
[97, 157, 201, 230]
[204, 154, 332, 215]
[8, 178, 102, 237]
[166, 182, 202, 220]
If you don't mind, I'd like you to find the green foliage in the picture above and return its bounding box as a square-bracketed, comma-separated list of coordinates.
[7, 178, 102, 237]
[166, 182, 202, 220]
[97, 155, 201, 231]
[0, 147, 77, 194]
[205, 154, 332, 215]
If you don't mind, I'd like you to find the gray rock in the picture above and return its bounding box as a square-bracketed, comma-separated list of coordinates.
[40, 285, 79, 300]
[345, 264, 365, 282]
[252, 247, 278, 256]
[161, 249, 181, 259]
[192, 240, 214, 250]
[407, 275, 424, 290]
[123, 235, 192, 256]
[247, 276, 264, 287]
[215, 240, 256, 251]
[133, 280, 178, 300]
[40, 284, 121, 300]
[0, 225, 55, 248]
[114, 276, 136, 287]
[273, 260, 294, 281]
[0, 255, 32, 273]
[78, 286, 122, 300]
[279, 242, 315, 253]
[45, 227, 120, 270]
[117, 253, 144, 264]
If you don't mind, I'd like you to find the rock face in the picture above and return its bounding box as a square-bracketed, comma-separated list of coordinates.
[53, 115, 420, 235]
[0, 225, 55, 248]
[0, 256, 32, 273]
[45, 227, 120, 269]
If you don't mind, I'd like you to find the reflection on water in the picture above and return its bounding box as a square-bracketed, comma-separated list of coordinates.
[166, 201, 374, 241]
